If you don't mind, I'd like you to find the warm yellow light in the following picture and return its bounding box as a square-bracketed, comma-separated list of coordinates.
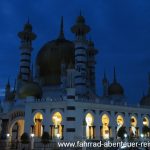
[85, 113, 94, 126]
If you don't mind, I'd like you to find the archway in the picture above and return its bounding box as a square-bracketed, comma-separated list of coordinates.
[130, 116, 138, 137]
[9, 119, 24, 142]
[85, 113, 94, 139]
[101, 114, 110, 139]
[142, 117, 150, 137]
[33, 112, 43, 137]
[51, 112, 63, 139]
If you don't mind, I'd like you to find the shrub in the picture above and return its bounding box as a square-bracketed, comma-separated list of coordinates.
[41, 132, 50, 145]
[21, 132, 30, 144]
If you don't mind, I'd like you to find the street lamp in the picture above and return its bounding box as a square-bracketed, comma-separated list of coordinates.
[140, 133, 144, 138]
[30, 133, 35, 150]
[6, 133, 10, 138]
[30, 133, 35, 138]
[124, 133, 127, 138]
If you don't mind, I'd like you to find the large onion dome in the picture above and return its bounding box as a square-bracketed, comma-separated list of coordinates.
[18, 82, 42, 99]
[108, 68, 124, 96]
[36, 17, 74, 86]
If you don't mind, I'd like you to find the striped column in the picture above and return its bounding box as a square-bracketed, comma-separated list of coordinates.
[75, 41, 87, 95]
[18, 21, 36, 81]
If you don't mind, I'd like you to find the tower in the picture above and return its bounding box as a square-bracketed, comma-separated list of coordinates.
[87, 39, 98, 94]
[18, 20, 36, 81]
[71, 13, 90, 96]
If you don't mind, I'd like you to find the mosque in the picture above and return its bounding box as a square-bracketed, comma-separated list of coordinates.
[0, 13, 150, 143]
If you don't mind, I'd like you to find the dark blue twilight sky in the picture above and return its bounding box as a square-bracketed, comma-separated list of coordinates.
[0, 0, 150, 104]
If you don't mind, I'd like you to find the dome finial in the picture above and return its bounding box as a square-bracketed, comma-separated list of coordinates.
[59, 16, 65, 39]
[6, 78, 10, 88]
[13, 79, 16, 92]
[104, 69, 107, 80]
[27, 16, 30, 24]
[80, 10, 82, 16]
[113, 67, 117, 83]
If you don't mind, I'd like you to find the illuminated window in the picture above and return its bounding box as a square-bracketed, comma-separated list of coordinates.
[117, 115, 124, 126]
[130, 116, 138, 137]
[101, 114, 110, 139]
[85, 113, 94, 139]
[33, 112, 43, 137]
[143, 117, 149, 126]
[52, 112, 63, 139]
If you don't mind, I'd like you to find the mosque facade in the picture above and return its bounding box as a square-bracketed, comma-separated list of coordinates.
[0, 14, 150, 143]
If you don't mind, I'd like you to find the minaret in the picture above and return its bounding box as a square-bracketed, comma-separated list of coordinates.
[87, 38, 98, 94]
[58, 16, 65, 39]
[102, 71, 108, 96]
[5, 79, 10, 100]
[113, 67, 117, 83]
[71, 12, 90, 96]
[18, 19, 36, 81]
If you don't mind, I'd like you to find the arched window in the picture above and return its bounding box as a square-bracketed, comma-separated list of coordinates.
[143, 117, 149, 127]
[33, 112, 43, 137]
[51, 112, 63, 139]
[130, 116, 138, 137]
[142, 117, 150, 137]
[101, 114, 110, 139]
[116, 115, 126, 139]
[85, 113, 94, 139]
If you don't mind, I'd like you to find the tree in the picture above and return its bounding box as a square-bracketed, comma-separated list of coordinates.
[41, 132, 50, 150]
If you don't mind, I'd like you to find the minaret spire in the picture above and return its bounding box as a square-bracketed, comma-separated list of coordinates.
[113, 67, 117, 83]
[59, 16, 64, 39]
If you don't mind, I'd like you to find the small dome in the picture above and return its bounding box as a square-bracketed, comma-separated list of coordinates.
[108, 68, 124, 96]
[140, 95, 150, 106]
[19, 82, 42, 99]
[108, 83, 124, 96]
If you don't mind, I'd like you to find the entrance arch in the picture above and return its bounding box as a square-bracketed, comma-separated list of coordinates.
[130, 116, 138, 137]
[101, 114, 110, 139]
[33, 112, 43, 137]
[9, 118, 24, 142]
[85, 113, 94, 139]
[51, 112, 63, 139]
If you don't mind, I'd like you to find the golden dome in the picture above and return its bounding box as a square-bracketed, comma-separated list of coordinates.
[36, 38, 74, 86]
[18, 82, 42, 99]
[36, 17, 74, 85]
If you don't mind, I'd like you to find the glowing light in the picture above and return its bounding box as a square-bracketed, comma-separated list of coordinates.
[140, 134, 144, 138]
[30, 133, 35, 138]
[6, 133, 10, 138]
[124, 133, 127, 138]
[56, 133, 60, 139]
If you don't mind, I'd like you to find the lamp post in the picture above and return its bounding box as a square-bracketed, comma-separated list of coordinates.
[30, 133, 35, 150]
[124, 133, 127, 142]
[6, 133, 10, 150]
